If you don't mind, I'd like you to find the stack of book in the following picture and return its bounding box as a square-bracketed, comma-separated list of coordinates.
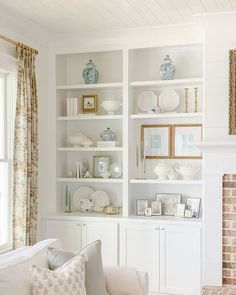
[67, 98, 79, 116]
[97, 141, 119, 147]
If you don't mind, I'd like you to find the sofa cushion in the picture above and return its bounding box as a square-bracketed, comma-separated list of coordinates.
[0, 239, 61, 295]
[30, 255, 86, 295]
[48, 240, 108, 295]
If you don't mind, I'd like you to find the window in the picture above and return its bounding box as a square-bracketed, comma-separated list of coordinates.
[0, 71, 15, 251]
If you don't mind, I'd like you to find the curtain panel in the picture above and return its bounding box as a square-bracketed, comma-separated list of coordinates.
[13, 48, 38, 248]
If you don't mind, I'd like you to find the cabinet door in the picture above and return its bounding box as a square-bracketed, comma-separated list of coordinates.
[120, 223, 160, 293]
[46, 220, 82, 252]
[81, 221, 118, 266]
[160, 225, 201, 295]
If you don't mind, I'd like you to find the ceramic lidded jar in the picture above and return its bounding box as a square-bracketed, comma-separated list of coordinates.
[100, 128, 116, 141]
[160, 54, 176, 80]
[82, 59, 98, 84]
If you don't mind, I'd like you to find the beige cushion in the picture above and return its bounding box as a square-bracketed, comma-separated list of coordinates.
[30, 255, 86, 295]
[48, 240, 108, 295]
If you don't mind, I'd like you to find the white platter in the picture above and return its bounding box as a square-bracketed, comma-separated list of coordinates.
[90, 190, 110, 212]
[73, 187, 94, 211]
[159, 90, 179, 112]
[137, 91, 158, 112]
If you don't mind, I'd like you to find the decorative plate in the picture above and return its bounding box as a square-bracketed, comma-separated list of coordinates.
[79, 198, 94, 212]
[90, 190, 110, 212]
[73, 187, 94, 211]
[137, 91, 158, 112]
[110, 163, 122, 178]
[159, 90, 179, 112]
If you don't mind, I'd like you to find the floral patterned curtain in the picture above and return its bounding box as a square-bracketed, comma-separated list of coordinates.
[13, 47, 38, 248]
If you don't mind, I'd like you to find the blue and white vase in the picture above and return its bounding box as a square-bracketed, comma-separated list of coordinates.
[82, 60, 98, 84]
[160, 55, 175, 80]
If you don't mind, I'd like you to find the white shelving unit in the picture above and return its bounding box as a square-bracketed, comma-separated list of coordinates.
[55, 44, 204, 219]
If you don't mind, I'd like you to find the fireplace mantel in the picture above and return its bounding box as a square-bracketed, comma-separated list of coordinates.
[197, 141, 236, 153]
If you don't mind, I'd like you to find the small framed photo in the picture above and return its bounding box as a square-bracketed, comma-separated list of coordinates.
[141, 124, 172, 159]
[187, 198, 201, 218]
[172, 124, 202, 159]
[156, 193, 181, 216]
[151, 201, 162, 216]
[93, 156, 110, 178]
[82, 95, 98, 113]
[136, 199, 149, 216]
[175, 203, 186, 218]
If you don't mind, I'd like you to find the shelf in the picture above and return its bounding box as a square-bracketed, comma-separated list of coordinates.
[130, 78, 203, 87]
[130, 179, 202, 185]
[56, 147, 123, 152]
[130, 112, 203, 119]
[57, 178, 123, 183]
[56, 82, 123, 90]
[57, 115, 123, 121]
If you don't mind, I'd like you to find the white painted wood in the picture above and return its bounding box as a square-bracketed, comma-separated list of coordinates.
[81, 221, 118, 266]
[130, 112, 203, 119]
[56, 82, 123, 90]
[57, 115, 123, 121]
[56, 147, 123, 152]
[197, 141, 236, 152]
[46, 220, 82, 252]
[56, 178, 123, 183]
[130, 179, 202, 184]
[119, 223, 160, 293]
[130, 78, 203, 87]
[159, 225, 201, 294]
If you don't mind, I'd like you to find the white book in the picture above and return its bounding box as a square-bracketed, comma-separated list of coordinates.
[67, 98, 71, 116]
[70, 98, 74, 117]
[97, 141, 118, 147]
[73, 98, 78, 116]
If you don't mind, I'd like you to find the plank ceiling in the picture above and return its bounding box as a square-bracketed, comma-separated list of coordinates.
[0, 0, 235, 34]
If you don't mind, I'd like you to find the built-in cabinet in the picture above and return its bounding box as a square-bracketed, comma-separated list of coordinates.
[46, 219, 118, 266]
[45, 218, 201, 295]
[46, 42, 204, 294]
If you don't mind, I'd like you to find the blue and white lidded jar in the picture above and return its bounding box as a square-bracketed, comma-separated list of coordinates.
[100, 128, 116, 141]
[82, 59, 98, 84]
[160, 55, 176, 80]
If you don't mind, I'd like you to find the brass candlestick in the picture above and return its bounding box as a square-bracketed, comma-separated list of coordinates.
[184, 88, 189, 113]
[194, 87, 198, 113]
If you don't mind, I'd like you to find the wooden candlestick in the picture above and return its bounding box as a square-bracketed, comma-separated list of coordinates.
[184, 88, 189, 113]
[194, 87, 198, 113]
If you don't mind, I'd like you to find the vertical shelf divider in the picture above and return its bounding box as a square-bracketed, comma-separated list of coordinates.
[123, 49, 129, 216]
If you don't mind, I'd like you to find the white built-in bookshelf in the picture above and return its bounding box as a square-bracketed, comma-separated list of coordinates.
[56, 44, 203, 218]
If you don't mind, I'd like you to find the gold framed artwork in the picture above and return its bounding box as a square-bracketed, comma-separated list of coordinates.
[82, 94, 98, 113]
[229, 50, 236, 135]
[172, 124, 202, 159]
[141, 124, 172, 159]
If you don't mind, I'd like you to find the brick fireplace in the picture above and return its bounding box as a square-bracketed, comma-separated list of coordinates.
[202, 174, 236, 294]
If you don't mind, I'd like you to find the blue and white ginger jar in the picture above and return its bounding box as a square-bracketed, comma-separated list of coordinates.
[82, 59, 98, 84]
[100, 128, 116, 141]
[160, 55, 175, 80]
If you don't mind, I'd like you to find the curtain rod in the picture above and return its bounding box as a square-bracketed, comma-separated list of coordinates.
[0, 33, 38, 55]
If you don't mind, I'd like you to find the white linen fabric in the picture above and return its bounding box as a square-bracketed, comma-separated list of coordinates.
[30, 255, 87, 295]
[104, 267, 145, 295]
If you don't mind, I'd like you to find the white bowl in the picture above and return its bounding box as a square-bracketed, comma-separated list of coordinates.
[101, 100, 122, 115]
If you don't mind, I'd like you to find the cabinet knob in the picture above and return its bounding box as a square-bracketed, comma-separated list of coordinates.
[81, 224, 86, 227]
[76, 223, 80, 226]
[155, 227, 160, 230]
[161, 228, 166, 231]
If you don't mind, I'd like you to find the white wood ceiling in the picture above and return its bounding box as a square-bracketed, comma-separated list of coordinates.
[0, 0, 235, 34]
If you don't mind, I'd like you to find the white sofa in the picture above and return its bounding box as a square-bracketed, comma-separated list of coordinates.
[0, 239, 148, 295]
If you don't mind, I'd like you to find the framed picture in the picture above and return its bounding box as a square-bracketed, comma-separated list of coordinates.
[187, 198, 201, 218]
[175, 203, 185, 218]
[93, 156, 110, 178]
[136, 199, 149, 216]
[156, 193, 181, 216]
[151, 201, 162, 216]
[229, 50, 236, 135]
[172, 124, 202, 159]
[82, 95, 98, 113]
[141, 125, 172, 159]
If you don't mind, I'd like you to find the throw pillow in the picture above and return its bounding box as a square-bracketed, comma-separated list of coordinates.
[47, 240, 107, 295]
[30, 255, 86, 295]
